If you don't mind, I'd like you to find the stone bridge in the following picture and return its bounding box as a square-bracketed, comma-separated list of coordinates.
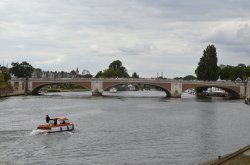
[15, 78, 248, 98]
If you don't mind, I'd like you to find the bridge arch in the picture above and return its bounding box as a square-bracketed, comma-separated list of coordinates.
[182, 84, 241, 98]
[31, 81, 91, 95]
[102, 81, 171, 97]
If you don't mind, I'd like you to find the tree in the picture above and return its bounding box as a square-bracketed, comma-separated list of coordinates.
[247, 65, 250, 78]
[109, 60, 122, 71]
[0, 72, 11, 89]
[195, 45, 219, 81]
[132, 72, 139, 78]
[219, 64, 250, 81]
[183, 75, 196, 80]
[9, 61, 34, 78]
[174, 77, 183, 80]
[3, 72, 11, 81]
[83, 74, 93, 78]
[0, 66, 11, 81]
[96, 60, 130, 78]
[95, 71, 103, 78]
[219, 65, 233, 80]
[235, 64, 247, 80]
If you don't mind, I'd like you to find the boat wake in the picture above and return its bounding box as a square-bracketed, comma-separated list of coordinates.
[29, 129, 47, 136]
[29, 128, 78, 136]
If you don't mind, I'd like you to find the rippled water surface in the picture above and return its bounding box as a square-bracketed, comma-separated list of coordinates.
[0, 91, 250, 165]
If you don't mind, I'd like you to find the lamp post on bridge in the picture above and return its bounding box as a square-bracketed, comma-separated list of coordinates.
[21, 62, 33, 95]
[23, 63, 29, 95]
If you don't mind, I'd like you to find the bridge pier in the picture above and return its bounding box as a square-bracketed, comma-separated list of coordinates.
[170, 93, 181, 98]
[92, 89, 103, 96]
[91, 80, 103, 96]
[170, 82, 182, 98]
[245, 83, 250, 105]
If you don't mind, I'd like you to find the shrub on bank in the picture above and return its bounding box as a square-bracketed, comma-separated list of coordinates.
[0, 73, 13, 96]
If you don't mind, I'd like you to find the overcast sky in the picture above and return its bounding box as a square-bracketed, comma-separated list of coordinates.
[0, 0, 250, 78]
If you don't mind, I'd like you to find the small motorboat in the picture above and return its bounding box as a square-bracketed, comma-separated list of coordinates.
[37, 117, 74, 133]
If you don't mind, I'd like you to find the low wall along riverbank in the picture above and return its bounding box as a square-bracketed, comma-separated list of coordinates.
[0, 88, 13, 96]
[0, 79, 25, 97]
[0, 87, 25, 97]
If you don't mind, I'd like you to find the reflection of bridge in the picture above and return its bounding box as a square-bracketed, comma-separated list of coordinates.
[14, 78, 248, 98]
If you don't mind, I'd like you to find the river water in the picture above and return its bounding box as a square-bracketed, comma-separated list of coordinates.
[0, 91, 250, 165]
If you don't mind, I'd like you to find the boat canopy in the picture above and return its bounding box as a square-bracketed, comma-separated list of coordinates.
[48, 117, 69, 124]
[55, 117, 69, 121]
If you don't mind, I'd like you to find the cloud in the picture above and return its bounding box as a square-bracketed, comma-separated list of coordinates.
[89, 44, 99, 52]
[141, 0, 250, 21]
[33, 54, 65, 66]
[207, 22, 250, 54]
[0, 0, 250, 78]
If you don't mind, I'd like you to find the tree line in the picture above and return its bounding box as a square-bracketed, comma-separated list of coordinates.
[1, 45, 249, 81]
[1, 60, 139, 79]
[195, 44, 250, 82]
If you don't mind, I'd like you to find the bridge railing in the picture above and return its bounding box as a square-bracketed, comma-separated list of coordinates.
[11, 77, 247, 86]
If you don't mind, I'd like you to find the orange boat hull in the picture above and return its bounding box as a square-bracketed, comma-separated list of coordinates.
[37, 123, 74, 133]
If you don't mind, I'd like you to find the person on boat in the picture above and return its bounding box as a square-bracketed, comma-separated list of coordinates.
[54, 119, 57, 125]
[46, 115, 50, 124]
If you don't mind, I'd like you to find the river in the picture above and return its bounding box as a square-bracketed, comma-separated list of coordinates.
[0, 91, 250, 165]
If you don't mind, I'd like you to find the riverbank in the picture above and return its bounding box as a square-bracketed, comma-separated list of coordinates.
[0, 88, 25, 97]
[0, 87, 15, 96]
[199, 145, 250, 164]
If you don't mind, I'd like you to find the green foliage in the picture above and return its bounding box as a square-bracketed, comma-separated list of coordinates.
[247, 65, 250, 77]
[219, 64, 250, 81]
[82, 74, 93, 78]
[95, 60, 130, 78]
[109, 60, 122, 70]
[0, 65, 11, 90]
[0, 73, 5, 87]
[9, 61, 34, 78]
[43, 83, 86, 92]
[3, 72, 11, 81]
[174, 75, 196, 80]
[95, 71, 103, 78]
[174, 77, 183, 80]
[195, 45, 219, 81]
[34, 68, 42, 72]
[132, 72, 139, 78]
[0, 72, 11, 88]
[183, 75, 196, 80]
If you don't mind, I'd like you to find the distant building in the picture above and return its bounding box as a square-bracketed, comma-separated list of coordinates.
[31, 67, 82, 79]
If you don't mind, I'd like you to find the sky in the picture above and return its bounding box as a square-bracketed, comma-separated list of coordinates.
[0, 0, 250, 78]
